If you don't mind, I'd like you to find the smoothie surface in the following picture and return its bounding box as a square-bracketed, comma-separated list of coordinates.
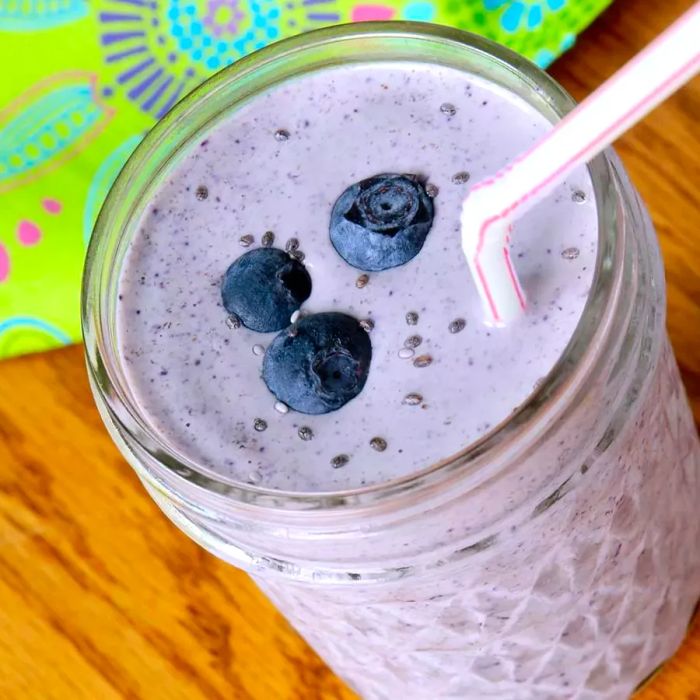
[117, 62, 598, 491]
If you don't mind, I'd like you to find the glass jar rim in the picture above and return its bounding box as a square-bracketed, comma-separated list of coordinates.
[82, 21, 623, 513]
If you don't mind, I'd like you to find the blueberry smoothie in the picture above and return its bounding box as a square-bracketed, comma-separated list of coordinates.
[118, 62, 598, 491]
[103, 49, 700, 700]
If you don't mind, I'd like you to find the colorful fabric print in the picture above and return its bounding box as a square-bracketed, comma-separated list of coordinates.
[0, 0, 612, 359]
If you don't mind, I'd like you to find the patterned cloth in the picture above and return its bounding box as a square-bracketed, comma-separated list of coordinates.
[0, 0, 611, 358]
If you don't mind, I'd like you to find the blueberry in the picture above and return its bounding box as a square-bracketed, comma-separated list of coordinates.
[221, 248, 311, 332]
[262, 312, 372, 414]
[330, 174, 434, 271]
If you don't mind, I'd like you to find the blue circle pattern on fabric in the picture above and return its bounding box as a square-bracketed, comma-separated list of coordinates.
[483, 0, 568, 33]
[167, 0, 280, 71]
[403, 2, 436, 21]
[98, 0, 284, 118]
[0, 0, 88, 31]
[534, 31, 575, 67]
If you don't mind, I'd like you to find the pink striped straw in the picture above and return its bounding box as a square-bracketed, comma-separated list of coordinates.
[461, 2, 700, 327]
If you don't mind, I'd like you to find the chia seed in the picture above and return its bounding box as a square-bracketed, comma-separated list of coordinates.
[425, 183, 439, 198]
[239, 234, 254, 247]
[413, 354, 433, 368]
[253, 418, 267, 432]
[285, 237, 300, 253]
[398, 347, 415, 360]
[225, 314, 241, 330]
[195, 185, 208, 201]
[572, 190, 586, 203]
[404, 335, 422, 349]
[359, 318, 374, 332]
[331, 454, 349, 468]
[298, 426, 314, 441]
[452, 171, 470, 185]
[370, 437, 387, 452]
[356, 274, 370, 289]
[440, 102, 456, 116]
[405, 311, 419, 326]
[262, 230, 275, 247]
[449, 318, 466, 334]
[274, 129, 290, 142]
[561, 247, 580, 260]
[403, 393, 423, 406]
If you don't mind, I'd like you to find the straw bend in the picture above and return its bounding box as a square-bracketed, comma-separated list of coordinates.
[462, 2, 700, 326]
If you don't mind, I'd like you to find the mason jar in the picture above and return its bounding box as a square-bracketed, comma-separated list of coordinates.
[82, 22, 700, 700]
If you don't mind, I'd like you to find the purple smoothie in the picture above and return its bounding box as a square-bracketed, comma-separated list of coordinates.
[117, 62, 597, 491]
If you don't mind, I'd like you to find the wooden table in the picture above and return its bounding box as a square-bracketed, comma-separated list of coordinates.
[1, 0, 698, 697]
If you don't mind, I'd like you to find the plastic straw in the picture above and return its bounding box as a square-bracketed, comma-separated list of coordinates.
[461, 2, 700, 326]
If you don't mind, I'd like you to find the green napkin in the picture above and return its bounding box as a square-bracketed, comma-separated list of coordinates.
[0, 0, 610, 358]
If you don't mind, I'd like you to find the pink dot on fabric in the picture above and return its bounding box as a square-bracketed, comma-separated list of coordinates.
[0, 244, 9, 282]
[17, 220, 42, 246]
[42, 198, 62, 214]
[351, 5, 395, 21]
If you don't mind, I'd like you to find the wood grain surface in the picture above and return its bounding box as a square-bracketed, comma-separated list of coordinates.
[1, 0, 698, 697]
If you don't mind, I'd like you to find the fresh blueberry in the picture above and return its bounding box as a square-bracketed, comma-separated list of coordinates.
[221, 248, 312, 332]
[262, 312, 372, 414]
[329, 173, 434, 271]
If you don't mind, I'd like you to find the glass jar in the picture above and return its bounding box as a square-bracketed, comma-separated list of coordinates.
[82, 22, 700, 700]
